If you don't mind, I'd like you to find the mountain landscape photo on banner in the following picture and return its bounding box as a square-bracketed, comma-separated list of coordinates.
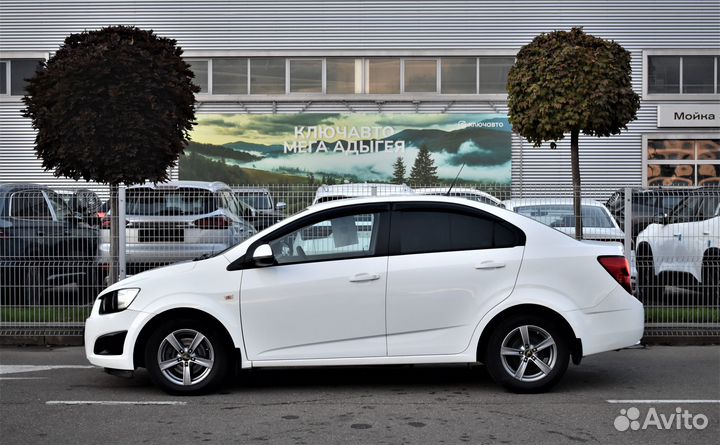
[180, 113, 512, 185]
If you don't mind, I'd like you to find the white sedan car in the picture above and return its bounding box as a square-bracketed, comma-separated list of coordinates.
[85, 196, 643, 395]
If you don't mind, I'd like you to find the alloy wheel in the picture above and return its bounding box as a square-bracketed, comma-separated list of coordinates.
[157, 329, 215, 386]
[500, 324, 557, 382]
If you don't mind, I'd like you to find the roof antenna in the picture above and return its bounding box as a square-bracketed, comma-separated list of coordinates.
[446, 163, 465, 196]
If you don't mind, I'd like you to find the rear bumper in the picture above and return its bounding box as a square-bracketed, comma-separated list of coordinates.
[564, 287, 645, 357]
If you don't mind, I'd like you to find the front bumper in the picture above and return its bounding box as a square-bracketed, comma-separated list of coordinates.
[85, 307, 151, 370]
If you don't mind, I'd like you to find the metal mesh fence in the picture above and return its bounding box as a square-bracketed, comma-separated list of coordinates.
[0, 182, 717, 338]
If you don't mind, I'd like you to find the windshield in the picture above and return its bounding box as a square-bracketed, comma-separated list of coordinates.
[236, 192, 272, 210]
[126, 188, 216, 215]
[515, 204, 615, 228]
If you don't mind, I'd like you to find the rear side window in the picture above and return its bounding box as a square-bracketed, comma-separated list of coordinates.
[10, 190, 52, 220]
[392, 208, 522, 255]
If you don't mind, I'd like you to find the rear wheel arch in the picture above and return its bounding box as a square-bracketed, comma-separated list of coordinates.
[133, 308, 238, 369]
[476, 304, 582, 365]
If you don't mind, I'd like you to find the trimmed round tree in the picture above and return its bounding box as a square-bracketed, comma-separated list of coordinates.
[23, 25, 199, 283]
[507, 27, 640, 238]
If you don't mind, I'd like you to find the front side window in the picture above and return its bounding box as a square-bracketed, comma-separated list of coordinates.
[269, 212, 381, 265]
[236, 192, 272, 210]
[392, 208, 519, 255]
[10, 190, 52, 220]
[670, 197, 703, 223]
[43, 191, 73, 220]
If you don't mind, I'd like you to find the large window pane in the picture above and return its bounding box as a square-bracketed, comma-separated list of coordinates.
[478, 57, 513, 93]
[250, 58, 286, 94]
[697, 139, 720, 161]
[212, 59, 247, 94]
[0, 61, 7, 94]
[441, 58, 476, 94]
[10, 59, 43, 96]
[682, 56, 714, 94]
[404, 59, 437, 93]
[327, 58, 356, 94]
[648, 56, 680, 94]
[647, 164, 694, 187]
[368, 59, 400, 94]
[188, 60, 209, 93]
[647, 139, 695, 161]
[289, 59, 322, 93]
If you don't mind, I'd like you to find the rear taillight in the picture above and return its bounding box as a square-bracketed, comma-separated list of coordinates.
[194, 216, 231, 229]
[101, 218, 132, 229]
[598, 256, 633, 295]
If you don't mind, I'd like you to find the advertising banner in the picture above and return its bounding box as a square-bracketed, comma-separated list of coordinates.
[180, 113, 512, 184]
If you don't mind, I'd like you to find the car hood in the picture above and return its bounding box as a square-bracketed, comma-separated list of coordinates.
[99, 261, 198, 295]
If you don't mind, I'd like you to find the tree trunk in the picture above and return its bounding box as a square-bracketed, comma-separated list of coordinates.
[570, 130, 583, 240]
[109, 184, 119, 285]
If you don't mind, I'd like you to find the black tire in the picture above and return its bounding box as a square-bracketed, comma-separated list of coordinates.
[637, 245, 662, 303]
[484, 314, 570, 393]
[145, 319, 230, 395]
[701, 254, 720, 299]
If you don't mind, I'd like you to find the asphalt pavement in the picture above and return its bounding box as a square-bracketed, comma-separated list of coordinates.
[1, 345, 719, 445]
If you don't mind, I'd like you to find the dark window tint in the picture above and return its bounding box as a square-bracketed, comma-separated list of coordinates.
[394, 209, 518, 255]
[9, 59, 43, 96]
[126, 188, 215, 215]
[11, 190, 52, 219]
[648, 56, 680, 94]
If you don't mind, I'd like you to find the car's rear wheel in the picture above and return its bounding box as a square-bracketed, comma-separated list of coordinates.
[484, 315, 569, 393]
[701, 252, 719, 299]
[637, 245, 662, 302]
[145, 319, 229, 395]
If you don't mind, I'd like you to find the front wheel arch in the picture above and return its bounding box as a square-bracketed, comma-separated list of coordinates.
[476, 304, 581, 365]
[133, 308, 238, 369]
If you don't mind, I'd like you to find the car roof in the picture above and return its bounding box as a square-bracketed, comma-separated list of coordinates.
[232, 187, 271, 194]
[127, 180, 231, 192]
[0, 183, 51, 192]
[503, 198, 606, 208]
[314, 183, 414, 199]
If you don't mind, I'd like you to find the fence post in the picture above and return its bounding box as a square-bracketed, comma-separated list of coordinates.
[118, 185, 127, 281]
[623, 187, 633, 263]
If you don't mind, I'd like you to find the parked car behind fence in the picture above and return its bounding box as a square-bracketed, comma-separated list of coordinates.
[0, 183, 101, 304]
[99, 181, 256, 277]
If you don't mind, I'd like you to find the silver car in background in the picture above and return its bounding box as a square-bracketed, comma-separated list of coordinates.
[99, 181, 256, 275]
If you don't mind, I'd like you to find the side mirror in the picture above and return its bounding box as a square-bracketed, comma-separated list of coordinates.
[243, 207, 255, 218]
[653, 213, 669, 225]
[276, 201, 287, 211]
[252, 244, 275, 267]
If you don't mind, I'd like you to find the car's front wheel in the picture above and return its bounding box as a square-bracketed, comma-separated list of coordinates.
[484, 315, 569, 393]
[145, 319, 230, 395]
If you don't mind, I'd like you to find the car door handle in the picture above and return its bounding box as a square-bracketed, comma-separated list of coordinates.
[37, 231, 45, 237]
[475, 261, 506, 270]
[673, 233, 682, 240]
[349, 273, 381, 283]
[703, 231, 711, 236]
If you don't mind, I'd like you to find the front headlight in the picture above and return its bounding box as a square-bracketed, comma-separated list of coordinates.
[98, 288, 140, 314]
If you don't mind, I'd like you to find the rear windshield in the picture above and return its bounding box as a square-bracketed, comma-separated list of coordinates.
[126, 188, 216, 215]
[515, 204, 615, 228]
[236, 192, 272, 210]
